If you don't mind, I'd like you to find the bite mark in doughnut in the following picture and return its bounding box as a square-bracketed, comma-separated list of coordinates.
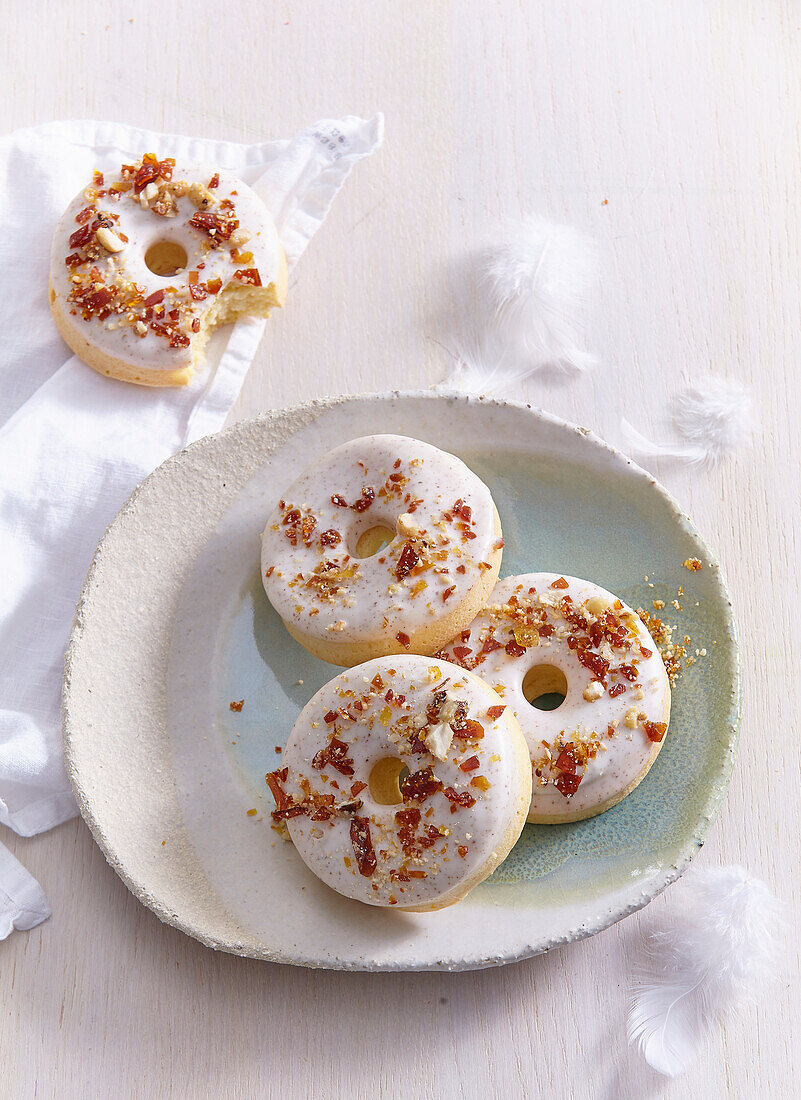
[439, 573, 671, 824]
[266, 655, 531, 910]
[49, 154, 287, 387]
[260, 436, 504, 666]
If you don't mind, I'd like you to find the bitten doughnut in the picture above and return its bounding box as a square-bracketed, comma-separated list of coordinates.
[260, 435, 504, 666]
[49, 153, 287, 387]
[265, 655, 531, 910]
[440, 573, 671, 824]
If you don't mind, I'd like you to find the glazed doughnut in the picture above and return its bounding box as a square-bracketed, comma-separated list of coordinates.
[265, 655, 531, 910]
[440, 573, 671, 824]
[260, 435, 504, 666]
[49, 154, 287, 387]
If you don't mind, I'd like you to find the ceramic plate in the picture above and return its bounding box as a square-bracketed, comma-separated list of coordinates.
[63, 392, 739, 971]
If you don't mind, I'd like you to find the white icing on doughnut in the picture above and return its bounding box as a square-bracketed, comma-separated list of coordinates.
[260, 435, 503, 648]
[267, 655, 530, 909]
[440, 573, 671, 821]
[50, 156, 283, 375]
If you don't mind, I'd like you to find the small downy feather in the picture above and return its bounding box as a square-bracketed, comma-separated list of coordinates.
[628, 866, 784, 1078]
[439, 214, 600, 395]
[437, 330, 538, 397]
[622, 376, 756, 465]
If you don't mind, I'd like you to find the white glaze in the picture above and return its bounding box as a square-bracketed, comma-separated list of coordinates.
[260, 435, 502, 644]
[440, 573, 671, 820]
[271, 655, 529, 908]
[50, 158, 282, 373]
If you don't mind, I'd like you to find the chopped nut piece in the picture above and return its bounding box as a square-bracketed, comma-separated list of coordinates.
[624, 706, 639, 729]
[583, 681, 604, 702]
[336, 799, 364, 814]
[95, 226, 125, 252]
[229, 227, 252, 247]
[188, 181, 216, 209]
[585, 594, 612, 617]
[423, 721, 454, 761]
[397, 512, 420, 538]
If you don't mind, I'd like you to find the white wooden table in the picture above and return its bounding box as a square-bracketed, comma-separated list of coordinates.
[3, 3, 799, 1097]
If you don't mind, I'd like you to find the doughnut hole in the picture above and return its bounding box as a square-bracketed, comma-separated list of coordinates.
[522, 664, 568, 712]
[354, 524, 395, 559]
[368, 757, 411, 805]
[145, 239, 189, 277]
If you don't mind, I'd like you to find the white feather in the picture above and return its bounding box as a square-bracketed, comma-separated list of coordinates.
[623, 376, 756, 466]
[437, 334, 539, 397]
[438, 214, 600, 395]
[483, 214, 599, 372]
[628, 866, 785, 1078]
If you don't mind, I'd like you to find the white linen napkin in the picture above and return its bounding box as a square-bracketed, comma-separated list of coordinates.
[0, 115, 383, 938]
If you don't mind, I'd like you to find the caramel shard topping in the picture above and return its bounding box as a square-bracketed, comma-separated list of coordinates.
[229, 699, 244, 712]
[350, 817, 377, 876]
[395, 542, 419, 580]
[643, 719, 667, 743]
[683, 558, 702, 571]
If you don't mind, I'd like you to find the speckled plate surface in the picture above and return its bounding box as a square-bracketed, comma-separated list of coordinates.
[63, 392, 740, 971]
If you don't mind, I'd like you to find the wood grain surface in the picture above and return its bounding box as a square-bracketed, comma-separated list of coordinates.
[2, 2, 799, 1097]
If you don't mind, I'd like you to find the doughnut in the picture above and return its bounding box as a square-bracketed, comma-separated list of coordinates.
[49, 154, 287, 387]
[265, 655, 531, 910]
[439, 573, 671, 824]
[260, 435, 504, 666]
